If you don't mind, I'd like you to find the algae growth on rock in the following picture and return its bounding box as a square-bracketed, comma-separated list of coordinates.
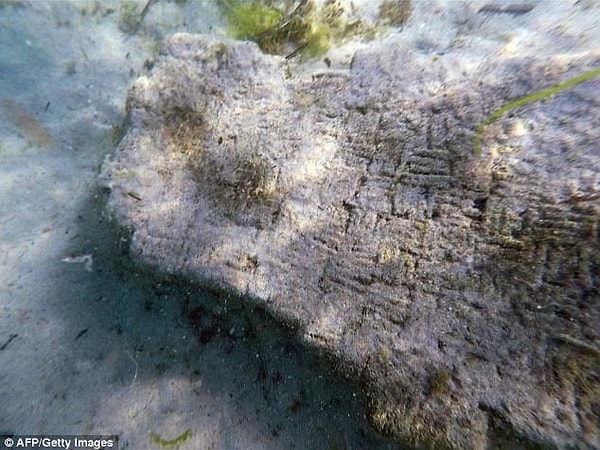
[217, 0, 390, 58]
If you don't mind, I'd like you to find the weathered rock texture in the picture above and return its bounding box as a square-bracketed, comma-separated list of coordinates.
[101, 33, 600, 449]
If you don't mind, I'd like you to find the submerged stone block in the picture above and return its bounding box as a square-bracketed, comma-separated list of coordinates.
[101, 33, 600, 449]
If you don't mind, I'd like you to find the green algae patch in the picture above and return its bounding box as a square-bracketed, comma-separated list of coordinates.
[221, 0, 282, 41]
[149, 429, 192, 449]
[218, 0, 377, 58]
[473, 66, 600, 156]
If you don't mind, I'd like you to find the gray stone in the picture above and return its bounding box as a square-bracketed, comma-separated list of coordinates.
[101, 33, 600, 449]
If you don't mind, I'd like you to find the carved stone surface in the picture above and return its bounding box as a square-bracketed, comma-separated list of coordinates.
[101, 33, 600, 449]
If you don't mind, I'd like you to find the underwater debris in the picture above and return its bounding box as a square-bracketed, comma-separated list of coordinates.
[62, 254, 93, 272]
[478, 2, 535, 15]
[0, 334, 18, 351]
[118, 0, 152, 33]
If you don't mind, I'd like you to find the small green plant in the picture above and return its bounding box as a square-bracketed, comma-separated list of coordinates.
[118, 0, 149, 33]
[149, 429, 192, 449]
[473, 66, 600, 156]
